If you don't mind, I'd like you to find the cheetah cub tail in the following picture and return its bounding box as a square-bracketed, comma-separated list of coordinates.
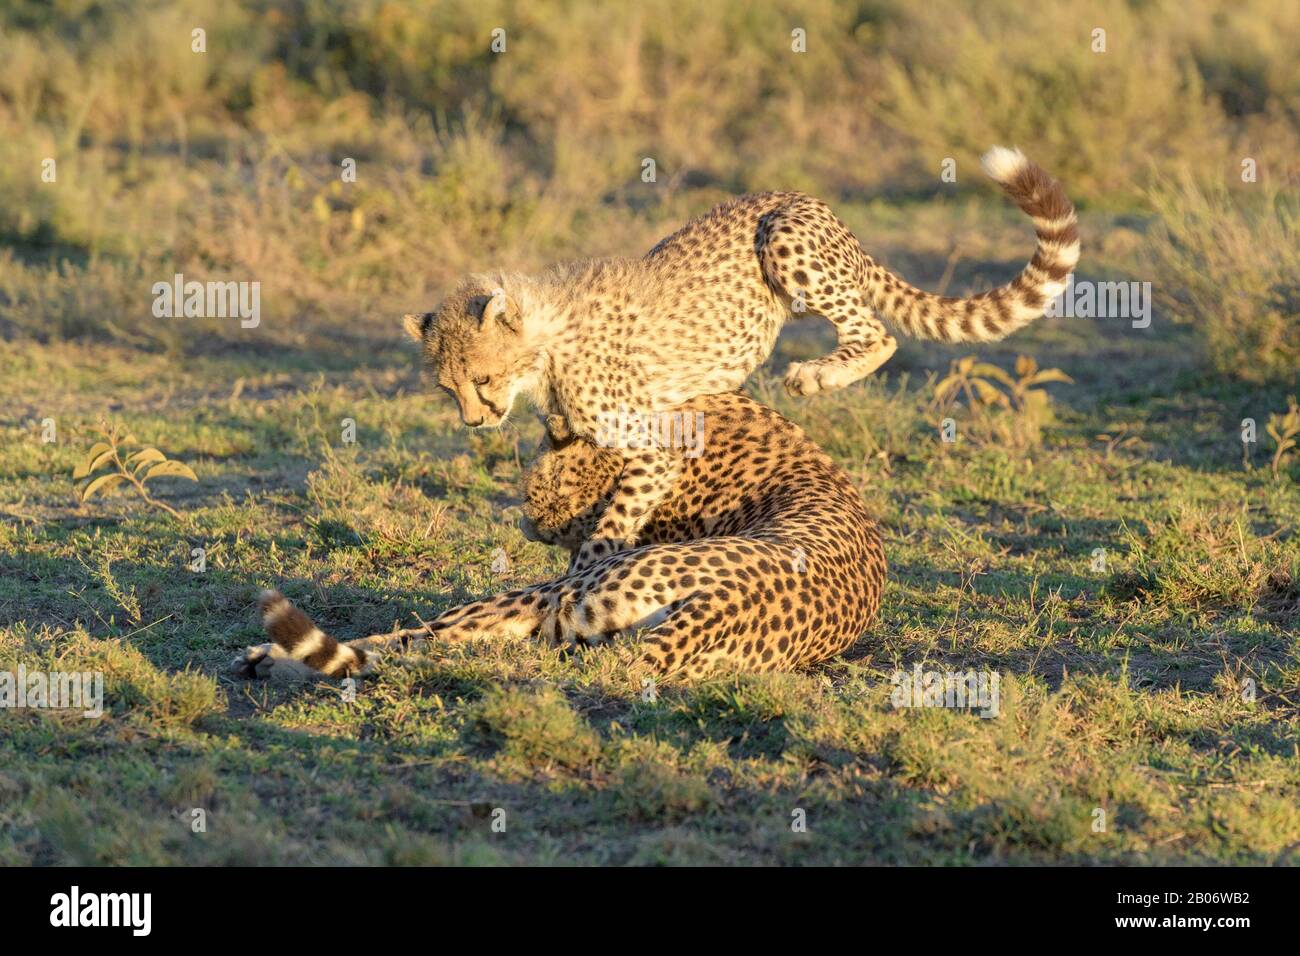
[868, 145, 1079, 344]
[231, 590, 372, 680]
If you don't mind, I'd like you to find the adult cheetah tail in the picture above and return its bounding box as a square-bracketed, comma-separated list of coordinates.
[865, 146, 1079, 343]
[258, 589, 369, 677]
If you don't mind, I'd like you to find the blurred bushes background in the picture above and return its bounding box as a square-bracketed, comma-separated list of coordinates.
[0, 0, 1295, 378]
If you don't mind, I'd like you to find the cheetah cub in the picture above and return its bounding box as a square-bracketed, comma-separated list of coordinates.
[407, 147, 1077, 570]
[235, 391, 886, 680]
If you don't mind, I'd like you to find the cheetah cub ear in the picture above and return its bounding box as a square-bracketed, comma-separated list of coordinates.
[402, 312, 431, 342]
[483, 288, 522, 334]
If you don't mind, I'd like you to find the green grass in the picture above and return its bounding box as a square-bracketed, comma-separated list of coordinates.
[1, 0, 1297, 866]
[2, 273, 1298, 863]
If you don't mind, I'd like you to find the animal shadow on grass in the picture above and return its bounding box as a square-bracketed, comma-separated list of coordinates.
[0, 547, 471, 675]
[865, 554, 1293, 697]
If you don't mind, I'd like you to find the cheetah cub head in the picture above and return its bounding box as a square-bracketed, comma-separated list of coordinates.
[519, 416, 623, 556]
[405, 282, 538, 429]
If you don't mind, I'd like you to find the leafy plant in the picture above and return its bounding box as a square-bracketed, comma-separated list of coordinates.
[933, 355, 1073, 449]
[73, 421, 197, 519]
[1266, 395, 1300, 481]
[1095, 423, 1143, 461]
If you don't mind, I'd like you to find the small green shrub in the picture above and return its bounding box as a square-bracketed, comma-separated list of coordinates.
[74, 421, 197, 520]
[1147, 177, 1299, 383]
[932, 355, 1072, 450]
[468, 685, 602, 772]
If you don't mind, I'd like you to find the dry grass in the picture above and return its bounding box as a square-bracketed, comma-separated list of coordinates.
[1146, 177, 1299, 383]
[0, 0, 1297, 866]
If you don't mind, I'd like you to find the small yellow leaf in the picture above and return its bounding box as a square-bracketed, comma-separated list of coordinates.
[145, 460, 198, 482]
[970, 363, 1016, 387]
[971, 379, 1009, 405]
[934, 375, 960, 401]
[86, 449, 117, 475]
[1025, 369, 1075, 387]
[73, 442, 112, 479]
[126, 447, 167, 474]
[81, 472, 126, 500]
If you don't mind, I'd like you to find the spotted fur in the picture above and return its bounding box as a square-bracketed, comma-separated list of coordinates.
[407, 147, 1077, 571]
[235, 392, 886, 679]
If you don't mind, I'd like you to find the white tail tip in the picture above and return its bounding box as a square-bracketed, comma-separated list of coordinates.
[980, 145, 1028, 183]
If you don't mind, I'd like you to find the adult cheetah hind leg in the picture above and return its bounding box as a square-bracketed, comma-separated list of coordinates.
[535, 553, 729, 673]
[630, 592, 751, 679]
[234, 585, 563, 679]
[324, 588, 560, 662]
[759, 201, 898, 396]
[549, 549, 807, 677]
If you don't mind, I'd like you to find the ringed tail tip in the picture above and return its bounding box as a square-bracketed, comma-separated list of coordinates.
[980, 145, 1029, 184]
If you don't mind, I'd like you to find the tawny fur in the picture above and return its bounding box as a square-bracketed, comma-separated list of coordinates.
[406, 147, 1077, 570]
[236, 392, 886, 679]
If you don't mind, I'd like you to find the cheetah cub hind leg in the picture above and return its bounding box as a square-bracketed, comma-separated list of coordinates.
[784, 336, 898, 397]
[759, 201, 898, 397]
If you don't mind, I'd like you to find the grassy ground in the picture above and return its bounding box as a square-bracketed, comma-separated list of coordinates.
[1, 0, 1297, 865]
[3, 203, 1297, 864]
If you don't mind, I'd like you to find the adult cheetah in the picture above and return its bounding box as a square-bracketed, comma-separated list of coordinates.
[235, 391, 886, 679]
[407, 147, 1077, 571]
